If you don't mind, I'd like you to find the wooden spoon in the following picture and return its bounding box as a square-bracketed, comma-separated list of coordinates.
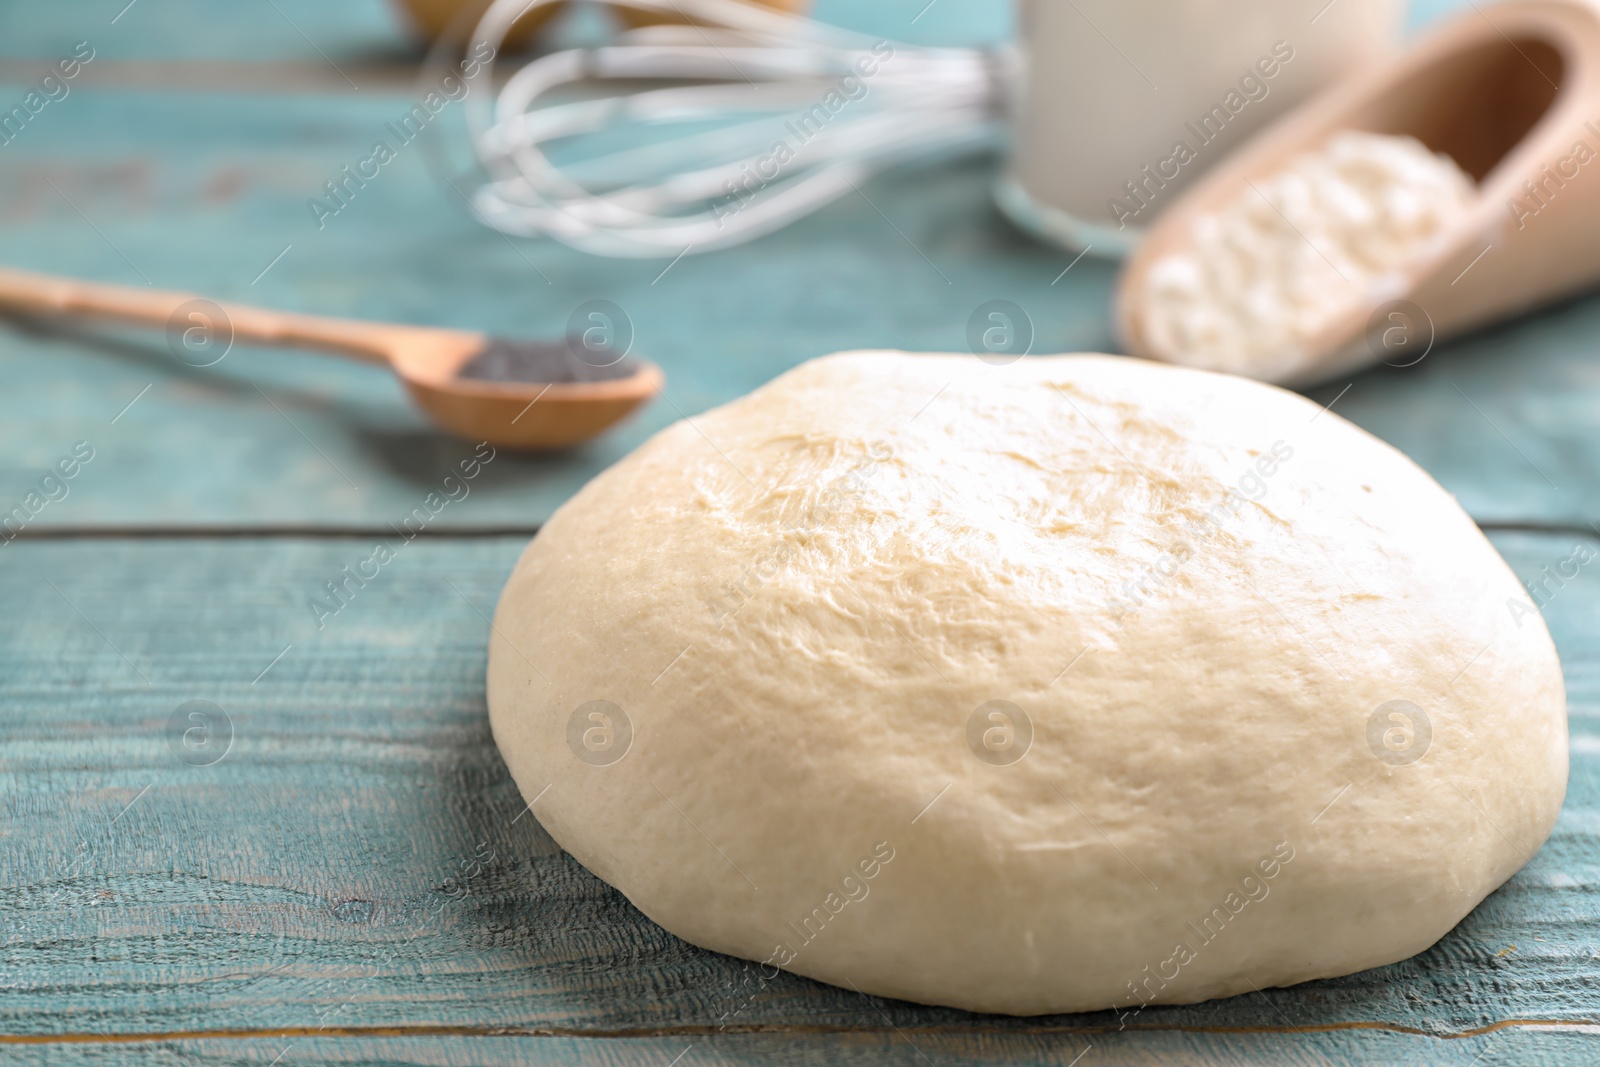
[0, 266, 662, 449]
[1116, 0, 1600, 386]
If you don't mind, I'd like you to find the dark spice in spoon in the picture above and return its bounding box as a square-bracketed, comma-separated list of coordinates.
[457, 337, 641, 385]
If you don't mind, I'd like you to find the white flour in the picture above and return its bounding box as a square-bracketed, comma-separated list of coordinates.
[1140, 131, 1475, 381]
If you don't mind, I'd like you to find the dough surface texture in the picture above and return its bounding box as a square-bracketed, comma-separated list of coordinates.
[487, 351, 1567, 1016]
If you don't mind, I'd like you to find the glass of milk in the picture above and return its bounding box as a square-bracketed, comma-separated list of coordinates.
[995, 0, 1403, 258]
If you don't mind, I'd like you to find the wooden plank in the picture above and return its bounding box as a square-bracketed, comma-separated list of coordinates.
[0, 1027, 1595, 1067]
[0, 0, 1011, 66]
[0, 0, 1455, 68]
[0, 0, 403, 64]
[2, 531, 1597, 1051]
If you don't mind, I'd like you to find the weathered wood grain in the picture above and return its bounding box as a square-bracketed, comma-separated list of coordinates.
[1, 532, 1596, 1057]
[1, 1026, 1596, 1067]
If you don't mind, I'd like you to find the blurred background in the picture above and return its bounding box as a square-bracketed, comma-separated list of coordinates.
[5, 0, 1561, 536]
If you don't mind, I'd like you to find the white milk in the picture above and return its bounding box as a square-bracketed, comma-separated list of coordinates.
[996, 0, 1403, 257]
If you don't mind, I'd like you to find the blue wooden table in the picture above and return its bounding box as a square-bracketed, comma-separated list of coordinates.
[3, 1, 1598, 1063]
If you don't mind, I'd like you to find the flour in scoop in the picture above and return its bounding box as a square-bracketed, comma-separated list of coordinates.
[1141, 131, 1474, 381]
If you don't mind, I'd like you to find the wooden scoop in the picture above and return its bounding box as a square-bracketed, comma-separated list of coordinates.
[1116, 0, 1600, 386]
[0, 266, 661, 449]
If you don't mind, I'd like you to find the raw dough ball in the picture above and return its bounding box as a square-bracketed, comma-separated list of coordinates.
[487, 351, 1566, 1016]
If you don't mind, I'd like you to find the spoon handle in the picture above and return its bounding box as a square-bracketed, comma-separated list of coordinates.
[0, 265, 432, 366]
